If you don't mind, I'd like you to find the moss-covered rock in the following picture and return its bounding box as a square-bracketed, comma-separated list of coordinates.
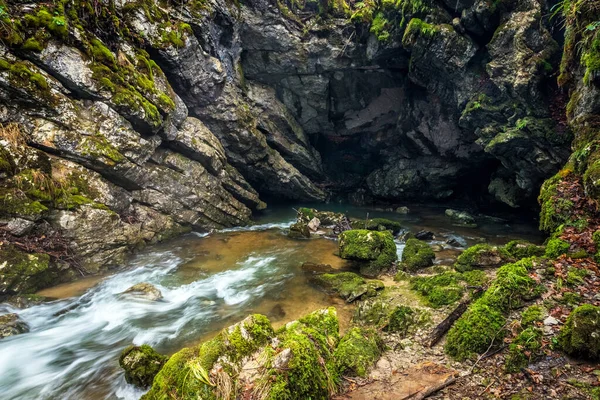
[0, 244, 53, 294]
[313, 272, 384, 303]
[297, 208, 345, 226]
[332, 327, 382, 377]
[410, 272, 464, 308]
[338, 230, 397, 276]
[505, 327, 543, 373]
[401, 238, 435, 272]
[558, 304, 600, 360]
[445, 258, 543, 360]
[445, 303, 506, 361]
[545, 237, 571, 258]
[144, 314, 275, 399]
[504, 240, 545, 259]
[454, 244, 513, 272]
[119, 344, 168, 388]
[350, 218, 402, 234]
[520, 305, 544, 328]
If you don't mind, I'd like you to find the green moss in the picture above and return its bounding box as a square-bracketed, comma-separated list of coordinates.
[411, 272, 462, 308]
[521, 305, 544, 328]
[385, 305, 416, 334]
[333, 328, 383, 377]
[0, 244, 52, 293]
[478, 258, 542, 312]
[79, 133, 125, 165]
[314, 272, 383, 302]
[338, 230, 398, 274]
[22, 37, 44, 52]
[119, 344, 168, 388]
[455, 244, 512, 272]
[505, 328, 543, 373]
[446, 259, 544, 360]
[538, 172, 576, 233]
[504, 240, 545, 259]
[545, 238, 570, 258]
[333, 327, 382, 377]
[445, 303, 506, 361]
[567, 267, 589, 286]
[402, 17, 439, 47]
[558, 304, 600, 360]
[401, 238, 434, 272]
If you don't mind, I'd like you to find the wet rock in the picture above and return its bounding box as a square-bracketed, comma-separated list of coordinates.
[288, 222, 310, 239]
[395, 207, 410, 214]
[3, 294, 48, 309]
[445, 209, 476, 226]
[307, 217, 320, 232]
[338, 230, 398, 277]
[414, 230, 434, 240]
[300, 262, 335, 274]
[446, 238, 463, 247]
[297, 208, 345, 226]
[119, 344, 168, 388]
[400, 239, 435, 272]
[0, 313, 29, 339]
[267, 304, 286, 321]
[122, 283, 163, 301]
[5, 218, 35, 237]
[543, 316, 559, 326]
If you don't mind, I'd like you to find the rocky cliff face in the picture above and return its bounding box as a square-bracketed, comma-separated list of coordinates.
[0, 0, 572, 293]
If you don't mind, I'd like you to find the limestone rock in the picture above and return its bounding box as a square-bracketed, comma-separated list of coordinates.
[122, 283, 163, 301]
[0, 313, 29, 339]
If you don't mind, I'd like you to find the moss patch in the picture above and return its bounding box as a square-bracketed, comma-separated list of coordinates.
[505, 328, 543, 373]
[313, 272, 384, 302]
[338, 230, 397, 275]
[401, 238, 435, 272]
[332, 327, 382, 377]
[454, 244, 512, 272]
[558, 304, 600, 360]
[119, 344, 168, 388]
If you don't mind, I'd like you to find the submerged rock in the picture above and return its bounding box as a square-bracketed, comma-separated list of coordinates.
[0, 313, 29, 339]
[119, 344, 168, 388]
[338, 230, 398, 276]
[445, 209, 477, 226]
[122, 283, 163, 301]
[300, 262, 335, 274]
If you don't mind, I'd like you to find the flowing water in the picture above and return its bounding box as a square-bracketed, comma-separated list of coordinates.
[0, 204, 543, 400]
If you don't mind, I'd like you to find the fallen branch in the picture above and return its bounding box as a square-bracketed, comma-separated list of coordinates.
[400, 376, 457, 400]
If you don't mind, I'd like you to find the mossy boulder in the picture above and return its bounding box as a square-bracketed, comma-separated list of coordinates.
[350, 218, 402, 234]
[445, 209, 476, 226]
[119, 344, 168, 388]
[520, 305, 545, 328]
[445, 258, 543, 360]
[454, 244, 513, 272]
[338, 230, 397, 276]
[0, 244, 53, 294]
[313, 272, 384, 303]
[558, 304, 600, 360]
[332, 327, 382, 377]
[545, 237, 571, 258]
[504, 240, 545, 259]
[401, 238, 435, 272]
[445, 303, 506, 361]
[145, 309, 341, 400]
[145, 314, 275, 399]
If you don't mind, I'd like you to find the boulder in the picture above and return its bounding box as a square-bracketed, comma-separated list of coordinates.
[119, 344, 168, 388]
[288, 222, 310, 239]
[5, 218, 35, 236]
[0, 244, 53, 294]
[332, 327, 383, 377]
[401, 239, 435, 272]
[414, 230, 435, 240]
[558, 304, 600, 360]
[454, 244, 513, 272]
[338, 230, 398, 276]
[313, 272, 384, 303]
[445, 209, 476, 226]
[350, 218, 402, 234]
[0, 313, 29, 339]
[297, 208, 345, 226]
[307, 217, 321, 232]
[122, 283, 163, 301]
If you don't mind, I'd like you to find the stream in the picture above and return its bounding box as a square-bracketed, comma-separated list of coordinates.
[0, 204, 542, 399]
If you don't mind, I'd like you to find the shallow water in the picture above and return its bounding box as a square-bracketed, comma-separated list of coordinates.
[0, 204, 542, 399]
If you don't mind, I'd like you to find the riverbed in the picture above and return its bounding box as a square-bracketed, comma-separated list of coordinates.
[0, 204, 542, 399]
